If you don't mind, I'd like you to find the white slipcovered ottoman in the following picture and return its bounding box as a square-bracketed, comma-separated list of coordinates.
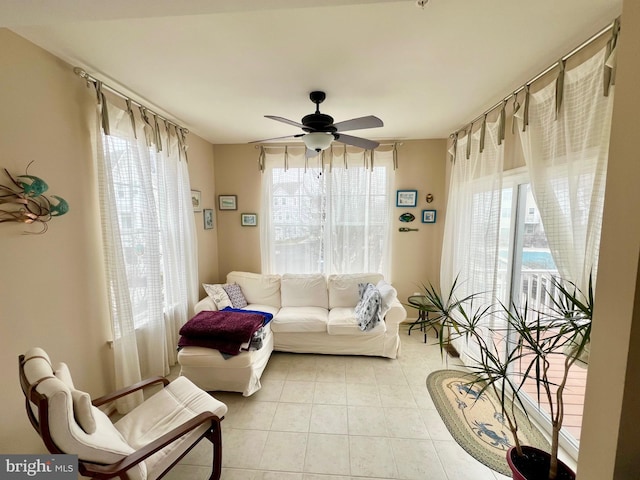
[177, 325, 274, 396]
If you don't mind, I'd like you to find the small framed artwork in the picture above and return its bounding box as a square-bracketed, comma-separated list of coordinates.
[218, 195, 237, 210]
[396, 190, 418, 207]
[203, 209, 214, 230]
[191, 190, 202, 212]
[241, 213, 257, 226]
[422, 209, 437, 223]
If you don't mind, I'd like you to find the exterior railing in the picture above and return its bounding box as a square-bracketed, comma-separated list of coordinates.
[519, 268, 560, 315]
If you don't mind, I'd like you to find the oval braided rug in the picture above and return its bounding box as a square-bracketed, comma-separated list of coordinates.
[426, 369, 550, 476]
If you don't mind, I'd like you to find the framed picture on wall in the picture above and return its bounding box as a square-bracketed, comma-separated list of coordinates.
[218, 195, 237, 210]
[241, 213, 257, 226]
[396, 190, 418, 207]
[203, 209, 214, 230]
[422, 209, 437, 223]
[191, 190, 202, 212]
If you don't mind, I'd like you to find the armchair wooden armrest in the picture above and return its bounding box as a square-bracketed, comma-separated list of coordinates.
[92, 377, 170, 407]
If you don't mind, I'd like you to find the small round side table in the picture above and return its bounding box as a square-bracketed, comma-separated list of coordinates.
[406, 295, 440, 343]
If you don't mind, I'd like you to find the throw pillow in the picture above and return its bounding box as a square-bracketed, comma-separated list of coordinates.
[203, 283, 233, 309]
[223, 283, 248, 308]
[356, 282, 382, 331]
[54, 362, 76, 389]
[71, 389, 97, 434]
[54, 362, 97, 434]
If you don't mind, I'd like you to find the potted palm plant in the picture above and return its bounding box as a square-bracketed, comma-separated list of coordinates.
[422, 274, 593, 480]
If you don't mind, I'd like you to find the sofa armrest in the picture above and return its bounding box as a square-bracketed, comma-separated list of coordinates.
[383, 298, 407, 328]
[194, 296, 218, 314]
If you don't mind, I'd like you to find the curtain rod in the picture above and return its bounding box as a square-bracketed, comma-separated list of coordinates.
[255, 142, 403, 149]
[450, 16, 620, 138]
[73, 67, 189, 134]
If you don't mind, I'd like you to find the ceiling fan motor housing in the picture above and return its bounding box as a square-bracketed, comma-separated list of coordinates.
[301, 113, 336, 133]
[302, 91, 337, 133]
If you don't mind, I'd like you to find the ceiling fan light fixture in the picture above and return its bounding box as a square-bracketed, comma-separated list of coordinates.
[303, 132, 333, 152]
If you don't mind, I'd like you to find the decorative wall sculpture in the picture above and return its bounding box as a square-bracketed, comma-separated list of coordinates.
[0, 163, 68, 234]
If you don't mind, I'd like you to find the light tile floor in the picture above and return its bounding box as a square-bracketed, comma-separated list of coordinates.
[165, 326, 514, 480]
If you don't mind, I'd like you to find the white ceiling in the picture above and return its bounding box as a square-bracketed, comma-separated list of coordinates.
[3, 0, 622, 144]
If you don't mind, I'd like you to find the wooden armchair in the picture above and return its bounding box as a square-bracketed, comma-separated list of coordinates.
[19, 348, 227, 480]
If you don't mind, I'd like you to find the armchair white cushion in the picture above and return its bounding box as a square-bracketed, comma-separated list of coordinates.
[20, 347, 227, 480]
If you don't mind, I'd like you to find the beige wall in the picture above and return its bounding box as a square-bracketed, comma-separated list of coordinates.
[0, 29, 217, 453]
[212, 144, 263, 278]
[212, 140, 448, 308]
[0, 28, 111, 454]
[577, 0, 640, 478]
[391, 140, 447, 306]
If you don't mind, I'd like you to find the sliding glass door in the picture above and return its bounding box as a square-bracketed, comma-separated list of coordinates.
[502, 181, 585, 458]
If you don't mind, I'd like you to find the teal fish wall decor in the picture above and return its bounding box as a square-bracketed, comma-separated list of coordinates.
[16, 174, 49, 197]
[49, 195, 70, 216]
[0, 162, 69, 234]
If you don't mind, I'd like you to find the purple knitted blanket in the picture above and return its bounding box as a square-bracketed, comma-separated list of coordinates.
[178, 310, 264, 355]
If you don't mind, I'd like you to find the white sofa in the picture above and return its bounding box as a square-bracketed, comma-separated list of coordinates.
[177, 271, 406, 395]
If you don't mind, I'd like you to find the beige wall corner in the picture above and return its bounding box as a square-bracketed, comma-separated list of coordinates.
[577, 1, 640, 478]
[188, 135, 219, 298]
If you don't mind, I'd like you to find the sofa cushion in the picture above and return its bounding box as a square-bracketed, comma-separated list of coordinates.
[327, 307, 387, 335]
[281, 274, 328, 308]
[328, 273, 384, 308]
[242, 304, 280, 317]
[272, 306, 328, 333]
[227, 271, 281, 308]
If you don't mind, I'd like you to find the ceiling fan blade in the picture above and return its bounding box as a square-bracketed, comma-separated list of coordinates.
[265, 115, 306, 129]
[249, 133, 304, 144]
[334, 133, 380, 150]
[333, 115, 383, 132]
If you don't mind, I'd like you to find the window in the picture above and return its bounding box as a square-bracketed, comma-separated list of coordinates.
[102, 134, 164, 330]
[261, 149, 393, 277]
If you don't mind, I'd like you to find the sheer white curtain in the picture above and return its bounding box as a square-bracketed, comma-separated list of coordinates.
[517, 47, 615, 292]
[155, 133, 199, 366]
[441, 121, 504, 364]
[94, 95, 197, 411]
[261, 147, 393, 278]
[261, 149, 324, 274]
[326, 148, 393, 276]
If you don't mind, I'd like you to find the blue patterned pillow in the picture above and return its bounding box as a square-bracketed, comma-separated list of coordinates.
[356, 282, 381, 331]
[222, 283, 248, 308]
